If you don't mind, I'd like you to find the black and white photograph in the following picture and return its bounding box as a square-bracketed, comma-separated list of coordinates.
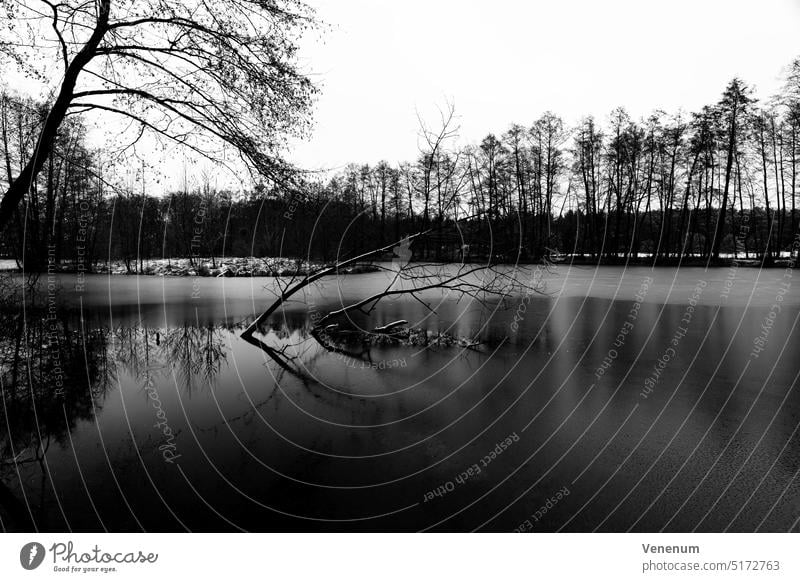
[0, 0, 799, 578]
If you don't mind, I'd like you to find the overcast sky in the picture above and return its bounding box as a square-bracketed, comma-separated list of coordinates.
[7, 0, 800, 190]
[290, 0, 800, 171]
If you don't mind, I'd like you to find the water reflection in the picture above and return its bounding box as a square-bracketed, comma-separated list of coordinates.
[110, 325, 229, 391]
[0, 277, 798, 532]
[0, 313, 111, 529]
[0, 315, 236, 529]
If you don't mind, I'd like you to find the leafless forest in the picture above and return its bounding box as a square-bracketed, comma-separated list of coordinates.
[1, 2, 799, 270]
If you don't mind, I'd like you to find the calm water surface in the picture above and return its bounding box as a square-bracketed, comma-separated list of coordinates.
[1, 265, 799, 532]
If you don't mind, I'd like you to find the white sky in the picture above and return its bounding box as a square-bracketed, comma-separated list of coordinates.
[291, 0, 800, 171]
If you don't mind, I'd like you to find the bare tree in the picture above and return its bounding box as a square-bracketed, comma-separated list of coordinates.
[0, 0, 317, 233]
[711, 78, 753, 260]
[416, 101, 460, 231]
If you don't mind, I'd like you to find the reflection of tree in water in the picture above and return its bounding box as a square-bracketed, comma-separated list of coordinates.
[0, 309, 230, 531]
[108, 324, 228, 390]
[161, 325, 228, 389]
[0, 311, 112, 530]
[0, 303, 452, 530]
[0, 306, 427, 530]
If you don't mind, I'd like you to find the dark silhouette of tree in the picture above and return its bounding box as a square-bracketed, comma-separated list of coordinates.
[0, 0, 317, 233]
[711, 78, 753, 259]
[3, 49, 800, 269]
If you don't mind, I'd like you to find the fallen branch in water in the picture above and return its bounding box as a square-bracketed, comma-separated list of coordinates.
[241, 231, 430, 341]
[242, 230, 545, 353]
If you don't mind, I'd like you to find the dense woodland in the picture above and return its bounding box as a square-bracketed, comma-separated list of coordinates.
[3, 60, 800, 270]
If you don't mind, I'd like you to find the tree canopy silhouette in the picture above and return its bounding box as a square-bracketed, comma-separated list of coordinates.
[0, 0, 317, 232]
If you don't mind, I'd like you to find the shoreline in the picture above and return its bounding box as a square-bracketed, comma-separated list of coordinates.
[0, 254, 796, 277]
[551, 255, 797, 269]
[0, 257, 382, 277]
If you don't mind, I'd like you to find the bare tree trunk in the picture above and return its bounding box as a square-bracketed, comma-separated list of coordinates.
[0, 1, 110, 234]
[712, 105, 738, 260]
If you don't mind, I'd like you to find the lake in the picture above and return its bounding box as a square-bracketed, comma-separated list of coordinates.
[1, 265, 799, 532]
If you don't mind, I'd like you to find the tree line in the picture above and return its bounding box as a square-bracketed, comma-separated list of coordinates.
[3, 60, 800, 269]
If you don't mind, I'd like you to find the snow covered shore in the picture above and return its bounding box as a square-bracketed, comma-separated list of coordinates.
[0, 257, 380, 277]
